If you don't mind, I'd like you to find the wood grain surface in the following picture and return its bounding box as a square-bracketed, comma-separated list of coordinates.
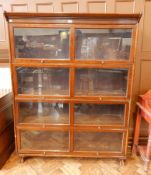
[0, 152, 150, 175]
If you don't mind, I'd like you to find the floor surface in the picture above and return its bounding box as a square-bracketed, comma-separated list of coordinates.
[0, 152, 151, 175]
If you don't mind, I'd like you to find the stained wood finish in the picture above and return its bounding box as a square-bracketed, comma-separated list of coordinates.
[5, 12, 140, 161]
[4, 12, 141, 20]
[0, 91, 14, 169]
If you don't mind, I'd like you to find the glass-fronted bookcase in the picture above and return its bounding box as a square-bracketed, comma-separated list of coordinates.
[5, 12, 141, 162]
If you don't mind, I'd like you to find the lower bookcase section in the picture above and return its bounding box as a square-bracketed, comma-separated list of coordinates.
[17, 128, 126, 156]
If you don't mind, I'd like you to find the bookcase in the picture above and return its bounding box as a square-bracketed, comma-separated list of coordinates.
[5, 12, 141, 162]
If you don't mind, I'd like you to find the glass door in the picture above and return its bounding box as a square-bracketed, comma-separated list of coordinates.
[14, 28, 70, 60]
[19, 129, 69, 151]
[75, 28, 132, 61]
[74, 103, 126, 126]
[75, 68, 128, 97]
[74, 131, 124, 152]
[16, 67, 69, 96]
[18, 102, 69, 125]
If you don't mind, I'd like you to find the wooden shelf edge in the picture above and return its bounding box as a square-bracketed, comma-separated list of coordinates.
[4, 12, 142, 22]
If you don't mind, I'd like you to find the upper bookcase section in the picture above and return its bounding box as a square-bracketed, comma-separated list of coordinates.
[4, 12, 141, 25]
[5, 12, 141, 62]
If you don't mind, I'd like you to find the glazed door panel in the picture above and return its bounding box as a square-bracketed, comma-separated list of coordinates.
[75, 28, 132, 61]
[74, 103, 126, 126]
[20, 129, 69, 151]
[75, 68, 128, 97]
[18, 102, 69, 125]
[16, 67, 69, 96]
[14, 27, 70, 60]
[74, 131, 124, 152]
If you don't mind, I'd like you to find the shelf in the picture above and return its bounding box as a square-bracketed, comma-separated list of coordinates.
[75, 90, 126, 96]
[20, 115, 69, 125]
[19, 89, 69, 96]
[75, 114, 123, 125]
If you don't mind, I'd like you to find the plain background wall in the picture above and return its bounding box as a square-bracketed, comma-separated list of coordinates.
[0, 68, 11, 89]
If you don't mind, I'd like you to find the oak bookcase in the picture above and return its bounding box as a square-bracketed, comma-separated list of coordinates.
[5, 12, 141, 162]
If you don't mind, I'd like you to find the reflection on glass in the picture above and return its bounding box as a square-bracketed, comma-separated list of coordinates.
[74, 104, 124, 125]
[75, 29, 132, 60]
[75, 68, 128, 96]
[74, 132, 123, 151]
[21, 130, 69, 151]
[14, 28, 70, 59]
[17, 67, 69, 95]
[19, 102, 69, 124]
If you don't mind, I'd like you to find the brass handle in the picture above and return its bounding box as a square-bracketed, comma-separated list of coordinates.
[98, 126, 101, 129]
[99, 97, 102, 100]
[101, 61, 104, 64]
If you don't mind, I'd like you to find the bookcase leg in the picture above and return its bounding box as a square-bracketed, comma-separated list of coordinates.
[119, 159, 125, 166]
[20, 156, 25, 163]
